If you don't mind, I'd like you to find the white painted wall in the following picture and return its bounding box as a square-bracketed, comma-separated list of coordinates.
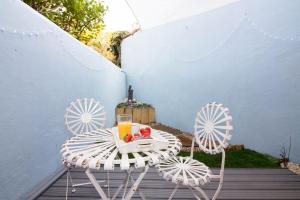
[0, 1, 125, 199]
[122, 0, 300, 162]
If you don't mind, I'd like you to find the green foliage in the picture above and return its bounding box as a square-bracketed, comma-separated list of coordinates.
[24, 0, 133, 67]
[87, 31, 130, 67]
[108, 31, 130, 66]
[178, 149, 280, 168]
[116, 102, 153, 108]
[24, 0, 107, 43]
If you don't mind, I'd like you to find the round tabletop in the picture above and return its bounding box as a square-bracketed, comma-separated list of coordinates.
[61, 126, 182, 170]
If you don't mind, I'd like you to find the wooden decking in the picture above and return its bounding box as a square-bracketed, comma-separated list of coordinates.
[35, 168, 300, 200]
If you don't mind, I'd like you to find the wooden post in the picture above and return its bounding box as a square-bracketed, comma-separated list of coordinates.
[115, 104, 155, 125]
[133, 107, 142, 123]
[141, 106, 149, 124]
[125, 107, 133, 116]
[148, 107, 156, 124]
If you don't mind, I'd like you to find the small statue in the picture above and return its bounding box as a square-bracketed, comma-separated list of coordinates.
[128, 85, 134, 103]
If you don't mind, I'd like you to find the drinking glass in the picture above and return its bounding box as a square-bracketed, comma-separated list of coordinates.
[117, 114, 132, 139]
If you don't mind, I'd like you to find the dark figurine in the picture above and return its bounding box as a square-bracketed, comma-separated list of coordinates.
[128, 85, 134, 102]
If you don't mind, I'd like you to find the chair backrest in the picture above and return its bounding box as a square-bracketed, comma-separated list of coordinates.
[64, 98, 106, 135]
[194, 102, 233, 154]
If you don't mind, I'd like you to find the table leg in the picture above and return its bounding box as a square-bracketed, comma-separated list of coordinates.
[85, 166, 148, 200]
[85, 168, 109, 200]
[124, 165, 149, 200]
[122, 169, 132, 199]
[111, 168, 132, 200]
[130, 175, 146, 200]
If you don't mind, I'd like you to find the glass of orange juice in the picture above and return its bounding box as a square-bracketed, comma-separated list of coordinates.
[117, 114, 132, 140]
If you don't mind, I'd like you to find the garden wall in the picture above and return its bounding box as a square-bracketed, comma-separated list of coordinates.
[0, 1, 125, 199]
[122, 0, 300, 162]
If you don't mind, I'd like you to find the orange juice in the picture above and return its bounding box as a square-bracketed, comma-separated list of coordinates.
[118, 122, 132, 139]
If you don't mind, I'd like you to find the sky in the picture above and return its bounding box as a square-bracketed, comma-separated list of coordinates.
[102, 0, 238, 32]
[103, 0, 135, 31]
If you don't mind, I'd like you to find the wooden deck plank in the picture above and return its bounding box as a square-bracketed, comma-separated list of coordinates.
[40, 187, 300, 199]
[60, 172, 300, 182]
[36, 168, 300, 200]
[52, 179, 300, 190]
[71, 167, 295, 175]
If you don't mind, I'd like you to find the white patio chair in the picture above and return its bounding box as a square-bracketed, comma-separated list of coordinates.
[156, 102, 233, 200]
[64, 98, 107, 196]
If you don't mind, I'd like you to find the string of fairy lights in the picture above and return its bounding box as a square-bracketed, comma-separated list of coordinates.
[0, 27, 117, 71]
[1, 12, 299, 68]
[172, 14, 246, 63]
[172, 13, 300, 63]
[245, 14, 300, 42]
[2, 0, 119, 71]
[56, 33, 117, 72]
[0, 28, 53, 36]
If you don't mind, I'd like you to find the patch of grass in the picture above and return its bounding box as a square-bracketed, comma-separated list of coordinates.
[178, 149, 280, 168]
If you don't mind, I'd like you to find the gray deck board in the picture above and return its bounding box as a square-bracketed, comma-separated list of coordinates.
[36, 168, 300, 200]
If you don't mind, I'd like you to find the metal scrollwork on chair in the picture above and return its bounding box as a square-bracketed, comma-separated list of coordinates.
[65, 98, 106, 135]
[156, 102, 233, 200]
[194, 102, 233, 154]
[63, 98, 106, 199]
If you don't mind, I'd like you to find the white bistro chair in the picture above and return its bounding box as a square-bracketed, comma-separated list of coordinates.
[156, 103, 233, 200]
[64, 98, 106, 196]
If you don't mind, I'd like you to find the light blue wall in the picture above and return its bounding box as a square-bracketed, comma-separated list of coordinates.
[0, 1, 125, 199]
[122, 0, 300, 162]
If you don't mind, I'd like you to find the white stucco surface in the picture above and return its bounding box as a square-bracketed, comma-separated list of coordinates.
[122, 0, 300, 162]
[0, 1, 125, 199]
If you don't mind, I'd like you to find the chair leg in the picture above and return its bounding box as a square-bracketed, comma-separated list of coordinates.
[67, 168, 76, 193]
[212, 179, 223, 200]
[107, 171, 110, 198]
[66, 168, 69, 200]
[193, 186, 209, 200]
[188, 187, 201, 200]
[168, 184, 179, 200]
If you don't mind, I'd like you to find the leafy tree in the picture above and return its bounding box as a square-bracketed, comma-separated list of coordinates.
[87, 31, 130, 67]
[23, 0, 107, 43]
[108, 31, 130, 66]
[24, 0, 140, 67]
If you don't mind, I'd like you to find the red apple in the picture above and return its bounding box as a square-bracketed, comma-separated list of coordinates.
[133, 132, 141, 139]
[140, 127, 151, 138]
[124, 134, 132, 143]
[142, 131, 151, 138]
[145, 127, 151, 133]
[139, 128, 146, 134]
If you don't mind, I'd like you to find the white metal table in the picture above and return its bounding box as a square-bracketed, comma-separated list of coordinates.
[61, 125, 182, 200]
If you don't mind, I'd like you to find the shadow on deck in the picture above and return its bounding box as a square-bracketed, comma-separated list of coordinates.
[35, 167, 300, 200]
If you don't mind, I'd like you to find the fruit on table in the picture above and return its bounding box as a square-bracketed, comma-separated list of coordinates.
[140, 128, 146, 135]
[124, 133, 132, 143]
[123, 128, 152, 142]
[133, 132, 141, 139]
[118, 122, 132, 140]
[145, 127, 151, 133]
[140, 127, 151, 138]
